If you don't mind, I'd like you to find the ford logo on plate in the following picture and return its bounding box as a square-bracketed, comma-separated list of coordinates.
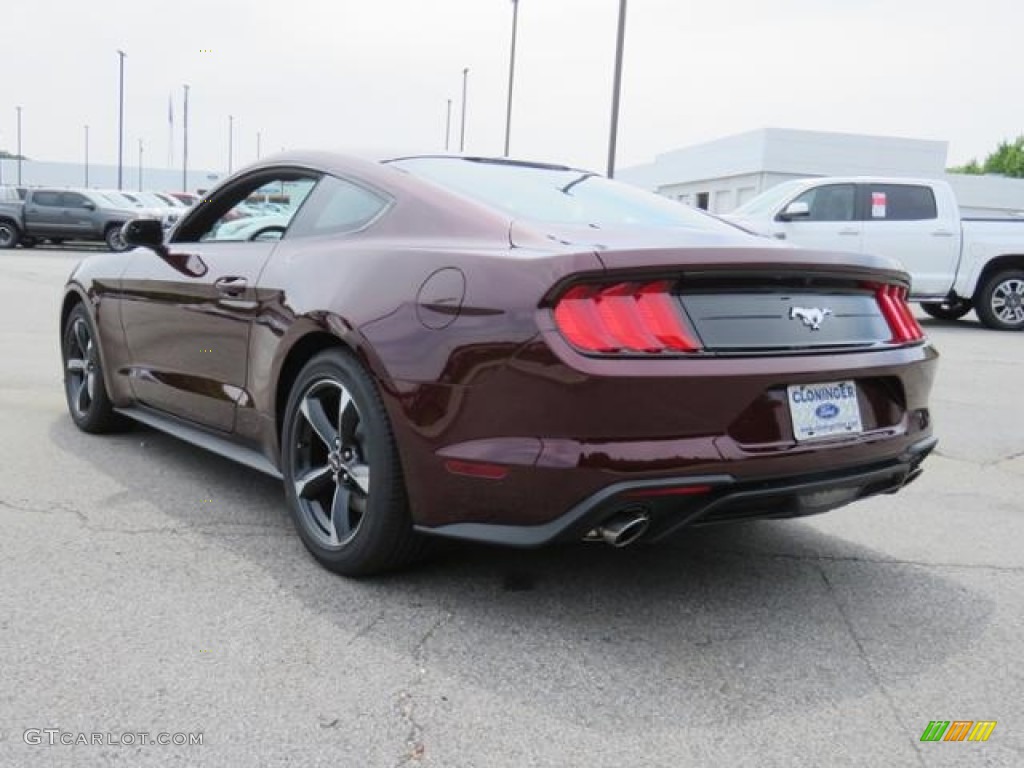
[816, 403, 840, 420]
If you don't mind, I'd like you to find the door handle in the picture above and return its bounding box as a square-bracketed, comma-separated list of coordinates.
[932, 230, 955, 237]
[773, 232, 786, 240]
[214, 276, 248, 297]
[838, 228, 859, 235]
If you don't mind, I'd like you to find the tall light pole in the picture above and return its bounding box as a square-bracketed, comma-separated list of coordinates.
[138, 138, 143, 191]
[117, 49, 126, 189]
[16, 106, 23, 185]
[227, 115, 234, 174]
[444, 99, 452, 151]
[459, 68, 469, 152]
[84, 125, 90, 186]
[256, 130, 261, 160]
[182, 84, 189, 192]
[606, 0, 627, 178]
[503, 0, 520, 157]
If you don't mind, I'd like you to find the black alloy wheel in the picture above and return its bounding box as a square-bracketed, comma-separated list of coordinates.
[976, 270, 1024, 331]
[282, 349, 423, 576]
[920, 299, 972, 322]
[62, 304, 122, 432]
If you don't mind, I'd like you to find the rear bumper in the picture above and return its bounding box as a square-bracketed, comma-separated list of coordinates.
[415, 436, 937, 547]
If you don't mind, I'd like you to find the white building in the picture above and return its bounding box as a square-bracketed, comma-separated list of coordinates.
[0, 157, 222, 194]
[619, 127, 1024, 218]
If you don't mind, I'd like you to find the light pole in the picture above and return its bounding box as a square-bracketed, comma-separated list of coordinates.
[182, 84, 189, 192]
[459, 68, 469, 152]
[256, 130, 261, 160]
[16, 106, 22, 185]
[504, 0, 520, 157]
[117, 49, 126, 189]
[228, 115, 234, 174]
[138, 138, 143, 191]
[445, 99, 452, 151]
[606, 0, 627, 178]
[84, 125, 90, 186]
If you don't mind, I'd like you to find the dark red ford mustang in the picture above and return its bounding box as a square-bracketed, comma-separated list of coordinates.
[60, 152, 937, 575]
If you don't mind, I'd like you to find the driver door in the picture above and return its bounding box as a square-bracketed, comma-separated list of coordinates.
[119, 172, 318, 432]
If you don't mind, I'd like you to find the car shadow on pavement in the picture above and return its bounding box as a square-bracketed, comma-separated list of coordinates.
[50, 414, 993, 732]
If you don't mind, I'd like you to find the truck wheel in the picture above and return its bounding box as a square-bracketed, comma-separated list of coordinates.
[976, 269, 1024, 331]
[20, 237, 37, 249]
[0, 220, 20, 249]
[920, 299, 971, 321]
[105, 224, 129, 252]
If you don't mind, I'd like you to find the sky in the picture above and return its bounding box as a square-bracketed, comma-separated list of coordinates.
[2, 0, 1021, 176]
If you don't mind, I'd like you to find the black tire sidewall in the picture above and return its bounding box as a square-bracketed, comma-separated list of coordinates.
[0, 221, 20, 249]
[976, 270, 1024, 331]
[105, 225, 128, 252]
[62, 304, 120, 432]
[281, 349, 412, 575]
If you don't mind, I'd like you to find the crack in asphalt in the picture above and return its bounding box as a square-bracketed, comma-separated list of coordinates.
[817, 565, 929, 768]
[394, 610, 455, 767]
[713, 549, 1024, 574]
[932, 447, 1024, 468]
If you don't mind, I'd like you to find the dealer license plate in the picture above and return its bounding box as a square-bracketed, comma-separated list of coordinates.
[787, 380, 863, 442]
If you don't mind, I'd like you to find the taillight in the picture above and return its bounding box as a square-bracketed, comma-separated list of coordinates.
[875, 284, 924, 343]
[553, 281, 700, 354]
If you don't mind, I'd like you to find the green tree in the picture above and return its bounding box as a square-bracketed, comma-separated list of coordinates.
[950, 135, 1024, 178]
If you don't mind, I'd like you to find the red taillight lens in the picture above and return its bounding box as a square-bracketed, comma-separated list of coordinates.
[553, 280, 700, 354]
[876, 283, 924, 343]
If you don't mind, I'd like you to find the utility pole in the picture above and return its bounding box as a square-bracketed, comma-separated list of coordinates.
[84, 125, 90, 187]
[256, 130, 261, 160]
[138, 138, 143, 191]
[117, 49, 126, 189]
[16, 106, 23, 185]
[182, 84, 189, 192]
[503, 0, 520, 157]
[606, 0, 627, 178]
[228, 115, 234, 174]
[459, 68, 469, 152]
[445, 99, 452, 151]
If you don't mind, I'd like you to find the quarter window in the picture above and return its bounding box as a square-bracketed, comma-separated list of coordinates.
[286, 175, 390, 238]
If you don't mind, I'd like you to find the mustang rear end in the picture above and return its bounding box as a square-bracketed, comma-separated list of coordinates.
[411, 246, 936, 548]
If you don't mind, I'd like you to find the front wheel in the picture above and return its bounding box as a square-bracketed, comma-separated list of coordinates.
[61, 304, 124, 433]
[281, 349, 424, 576]
[105, 224, 129, 252]
[920, 298, 972, 321]
[976, 270, 1024, 331]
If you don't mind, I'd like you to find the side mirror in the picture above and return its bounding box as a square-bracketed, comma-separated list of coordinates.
[778, 201, 810, 221]
[122, 218, 165, 250]
[81, 201, 96, 211]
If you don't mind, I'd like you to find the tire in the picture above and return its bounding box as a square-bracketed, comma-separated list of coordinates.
[975, 269, 1024, 331]
[920, 299, 972, 321]
[61, 303, 124, 433]
[281, 348, 425, 576]
[20, 237, 37, 249]
[49, 238, 65, 246]
[0, 219, 20, 249]
[105, 224, 129, 252]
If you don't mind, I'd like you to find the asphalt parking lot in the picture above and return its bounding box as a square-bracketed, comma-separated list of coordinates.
[1, 248, 1022, 767]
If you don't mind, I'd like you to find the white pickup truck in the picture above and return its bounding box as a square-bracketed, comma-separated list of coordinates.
[724, 177, 1024, 330]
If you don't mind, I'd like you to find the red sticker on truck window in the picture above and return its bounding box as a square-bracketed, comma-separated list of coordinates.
[871, 191, 887, 218]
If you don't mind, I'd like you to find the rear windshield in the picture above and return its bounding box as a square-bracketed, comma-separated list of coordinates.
[389, 156, 742, 234]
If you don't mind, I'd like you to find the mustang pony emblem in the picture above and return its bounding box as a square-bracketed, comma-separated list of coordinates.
[789, 306, 833, 330]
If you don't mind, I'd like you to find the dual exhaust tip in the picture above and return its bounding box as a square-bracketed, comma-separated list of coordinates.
[585, 507, 650, 548]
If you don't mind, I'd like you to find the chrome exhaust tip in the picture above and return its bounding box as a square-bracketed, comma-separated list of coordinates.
[585, 507, 651, 548]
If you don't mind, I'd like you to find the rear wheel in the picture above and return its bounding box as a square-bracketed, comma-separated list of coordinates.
[281, 349, 424, 576]
[0, 220, 20, 249]
[920, 298, 972, 321]
[61, 304, 124, 433]
[105, 224, 129, 252]
[976, 270, 1024, 331]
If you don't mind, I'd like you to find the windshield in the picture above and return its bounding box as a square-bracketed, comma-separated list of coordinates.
[389, 157, 742, 234]
[133, 192, 170, 208]
[98, 191, 143, 208]
[730, 180, 808, 217]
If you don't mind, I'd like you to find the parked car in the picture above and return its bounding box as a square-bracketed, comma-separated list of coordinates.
[0, 187, 143, 250]
[210, 212, 291, 240]
[117, 191, 184, 230]
[724, 177, 1024, 330]
[60, 151, 937, 576]
[166, 191, 200, 206]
